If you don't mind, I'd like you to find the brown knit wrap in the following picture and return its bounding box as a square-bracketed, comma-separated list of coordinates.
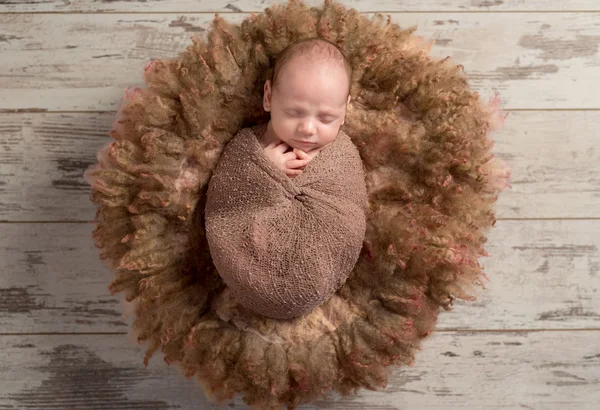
[204, 123, 367, 319]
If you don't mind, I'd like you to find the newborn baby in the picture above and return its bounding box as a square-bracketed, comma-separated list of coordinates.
[204, 38, 367, 320]
[259, 38, 353, 177]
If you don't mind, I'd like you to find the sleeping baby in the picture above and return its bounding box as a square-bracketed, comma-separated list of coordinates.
[204, 38, 367, 320]
[260, 37, 353, 177]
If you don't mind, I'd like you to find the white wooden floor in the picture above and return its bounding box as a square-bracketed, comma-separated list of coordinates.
[1, 0, 599, 409]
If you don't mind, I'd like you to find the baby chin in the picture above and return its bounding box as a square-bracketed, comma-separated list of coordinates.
[290, 139, 322, 152]
[287, 133, 339, 153]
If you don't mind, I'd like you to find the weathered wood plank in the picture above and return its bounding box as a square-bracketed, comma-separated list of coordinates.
[2, 110, 598, 222]
[1, 220, 598, 333]
[1, 0, 599, 13]
[0, 331, 598, 409]
[1, 13, 600, 110]
[0, 113, 111, 221]
[0, 223, 128, 333]
[492, 110, 600, 219]
[0, 334, 210, 410]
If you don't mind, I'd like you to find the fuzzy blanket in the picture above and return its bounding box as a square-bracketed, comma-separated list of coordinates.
[85, 1, 512, 407]
[204, 123, 368, 319]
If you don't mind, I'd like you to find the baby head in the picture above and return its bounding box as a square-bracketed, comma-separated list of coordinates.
[263, 38, 352, 153]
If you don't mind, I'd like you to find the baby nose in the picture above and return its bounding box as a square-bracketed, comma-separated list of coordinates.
[299, 118, 316, 134]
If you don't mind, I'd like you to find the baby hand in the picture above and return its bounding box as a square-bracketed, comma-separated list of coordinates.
[292, 148, 310, 169]
[264, 140, 310, 177]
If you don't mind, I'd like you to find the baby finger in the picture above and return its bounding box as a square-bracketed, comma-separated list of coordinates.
[284, 151, 298, 160]
[284, 168, 302, 177]
[286, 159, 310, 169]
[293, 148, 309, 160]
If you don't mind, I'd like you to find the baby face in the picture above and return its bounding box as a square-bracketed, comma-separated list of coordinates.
[263, 57, 351, 153]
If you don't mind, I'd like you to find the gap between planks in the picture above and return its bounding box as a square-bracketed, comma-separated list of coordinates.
[1, 328, 599, 336]
[3, 10, 600, 15]
[3, 109, 600, 114]
[3, 218, 600, 224]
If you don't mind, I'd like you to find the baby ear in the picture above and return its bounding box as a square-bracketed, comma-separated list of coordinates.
[263, 80, 272, 112]
[341, 95, 351, 125]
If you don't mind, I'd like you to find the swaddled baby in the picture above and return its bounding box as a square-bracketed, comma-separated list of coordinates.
[204, 38, 367, 320]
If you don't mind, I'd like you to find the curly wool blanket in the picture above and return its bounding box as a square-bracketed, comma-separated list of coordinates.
[204, 123, 368, 319]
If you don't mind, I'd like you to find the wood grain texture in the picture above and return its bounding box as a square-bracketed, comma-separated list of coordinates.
[0, 223, 127, 333]
[492, 110, 600, 219]
[0, 331, 598, 409]
[1, 220, 598, 334]
[1, 2, 598, 409]
[1, 111, 598, 222]
[1, 13, 600, 110]
[1, 0, 599, 13]
[0, 334, 209, 410]
[0, 113, 111, 221]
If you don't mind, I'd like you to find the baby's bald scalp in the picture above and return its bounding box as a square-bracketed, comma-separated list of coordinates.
[270, 37, 352, 97]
